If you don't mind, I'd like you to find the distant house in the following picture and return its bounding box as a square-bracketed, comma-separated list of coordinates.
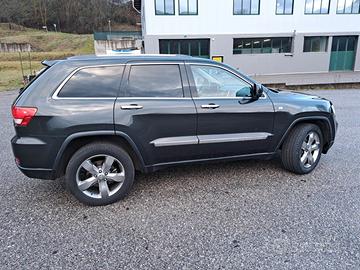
[132, 0, 360, 85]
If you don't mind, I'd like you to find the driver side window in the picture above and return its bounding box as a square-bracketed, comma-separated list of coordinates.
[190, 65, 252, 98]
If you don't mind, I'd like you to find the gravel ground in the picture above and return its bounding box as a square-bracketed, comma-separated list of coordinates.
[0, 89, 359, 270]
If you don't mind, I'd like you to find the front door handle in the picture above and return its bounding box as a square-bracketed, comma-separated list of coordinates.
[201, 104, 220, 109]
[121, 104, 143, 110]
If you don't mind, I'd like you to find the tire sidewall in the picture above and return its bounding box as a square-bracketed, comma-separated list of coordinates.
[65, 144, 134, 206]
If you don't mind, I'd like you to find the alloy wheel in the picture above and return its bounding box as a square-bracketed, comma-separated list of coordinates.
[76, 155, 125, 199]
[300, 131, 321, 169]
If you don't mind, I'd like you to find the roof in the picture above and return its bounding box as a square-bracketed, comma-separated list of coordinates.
[42, 54, 256, 84]
[64, 54, 206, 63]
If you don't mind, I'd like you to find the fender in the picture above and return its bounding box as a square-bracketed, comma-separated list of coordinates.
[275, 116, 333, 152]
[52, 130, 146, 174]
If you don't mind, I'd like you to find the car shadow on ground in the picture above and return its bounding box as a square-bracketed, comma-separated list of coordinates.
[13, 156, 288, 208]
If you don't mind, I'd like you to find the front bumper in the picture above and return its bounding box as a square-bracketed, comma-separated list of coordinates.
[323, 117, 338, 154]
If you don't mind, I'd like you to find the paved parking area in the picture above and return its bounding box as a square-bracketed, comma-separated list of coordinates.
[0, 89, 360, 269]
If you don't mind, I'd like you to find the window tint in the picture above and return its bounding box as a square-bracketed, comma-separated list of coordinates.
[155, 0, 175, 15]
[304, 36, 328, 52]
[233, 37, 292, 54]
[234, 0, 260, 14]
[126, 65, 183, 97]
[58, 66, 123, 98]
[191, 65, 252, 98]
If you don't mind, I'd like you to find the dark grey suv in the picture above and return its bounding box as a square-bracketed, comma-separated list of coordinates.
[11, 55, 337, 205]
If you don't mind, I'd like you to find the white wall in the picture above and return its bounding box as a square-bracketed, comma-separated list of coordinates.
[144, 0, 360, 36]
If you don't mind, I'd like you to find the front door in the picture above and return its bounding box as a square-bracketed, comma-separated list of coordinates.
[114, 62, 197, 166]
[186, 63, 275, 159]
[330, 36, 358, 71]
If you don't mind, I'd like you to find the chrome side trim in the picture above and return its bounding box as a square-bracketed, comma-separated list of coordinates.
[150, 132, 272, 147]
[192, 92, 267, 100]
[150, 136, 199, 147]
[51, 64, 126, 100]
[199, 132, 272, 144]
[116, 97, 193, 100]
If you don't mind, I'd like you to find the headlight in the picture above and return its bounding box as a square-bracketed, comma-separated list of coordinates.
[331, 104, 336, 115]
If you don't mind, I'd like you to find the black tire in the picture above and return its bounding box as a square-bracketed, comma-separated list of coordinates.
[281, 123, 323, 174]
[65, 143, 134, 206]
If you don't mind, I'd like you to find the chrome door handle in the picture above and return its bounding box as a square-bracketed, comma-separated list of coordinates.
[201, 104, 220, 109]
[121, 104, 143, 110]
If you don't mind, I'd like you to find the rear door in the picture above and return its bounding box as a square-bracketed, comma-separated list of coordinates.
[186, 63, 275, 158]
[114, 61, 198, 166]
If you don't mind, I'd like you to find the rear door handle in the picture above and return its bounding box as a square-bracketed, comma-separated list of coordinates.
[121, 104, 143, 110]
[201, 104, 220, 109]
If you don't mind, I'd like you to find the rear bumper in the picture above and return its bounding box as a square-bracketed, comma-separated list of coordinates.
[16, 164, 55, 180]
[11, 135, 60, 180]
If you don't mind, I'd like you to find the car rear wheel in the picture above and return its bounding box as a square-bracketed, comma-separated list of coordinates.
[281, 123, 323, 174]
[65, 143, 134, 206]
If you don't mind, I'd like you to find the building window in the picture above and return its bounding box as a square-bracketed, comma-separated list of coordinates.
[159, 39, 210, 58]
[305, 0, 330, 14]
[304, 37, 329, 52]
[337, 0, 360, 13]
[179, 0, 198, 15]
[234, 0, 260, 15]
[233, 37, 292, 54]
[276, 0, 294, 14]
[155, 0, 175, 15]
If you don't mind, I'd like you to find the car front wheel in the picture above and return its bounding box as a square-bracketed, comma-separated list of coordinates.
[281, 123, 323, 174]
[65, 143, 135, 206]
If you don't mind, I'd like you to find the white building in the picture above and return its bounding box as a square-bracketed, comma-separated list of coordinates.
[133, 0, 360, 85]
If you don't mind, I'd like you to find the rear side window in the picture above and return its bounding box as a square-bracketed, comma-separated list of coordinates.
[125, 65, 183, 97]
[58, 66, 124, 98]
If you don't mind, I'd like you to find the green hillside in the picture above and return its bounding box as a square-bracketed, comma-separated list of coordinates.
[0, 23, 94, 91]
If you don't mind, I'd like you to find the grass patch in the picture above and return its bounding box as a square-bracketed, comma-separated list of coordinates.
[0, 23, 95, 91]
[0, 61, 43, 91]
[0, 23, 94, 53]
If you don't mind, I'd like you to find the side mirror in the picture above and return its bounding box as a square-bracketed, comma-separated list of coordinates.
[251, 84, 264, 99]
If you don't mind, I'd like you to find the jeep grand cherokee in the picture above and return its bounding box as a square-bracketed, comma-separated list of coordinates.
[11, 55, 337, 205]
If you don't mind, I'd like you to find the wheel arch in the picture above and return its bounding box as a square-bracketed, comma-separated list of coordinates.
[276, 116, 333, 154]
[53, 131, 146, 178]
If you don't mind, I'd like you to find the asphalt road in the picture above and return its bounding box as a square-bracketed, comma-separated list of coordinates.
[0, 89, 359, 269]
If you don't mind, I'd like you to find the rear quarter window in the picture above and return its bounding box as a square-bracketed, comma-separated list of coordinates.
[57, 66, 124, 98]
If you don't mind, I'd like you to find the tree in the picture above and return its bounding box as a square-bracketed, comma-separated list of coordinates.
[0, 0, 140, 33]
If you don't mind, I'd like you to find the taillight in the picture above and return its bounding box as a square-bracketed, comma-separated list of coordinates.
[11, 106, 37, 126]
